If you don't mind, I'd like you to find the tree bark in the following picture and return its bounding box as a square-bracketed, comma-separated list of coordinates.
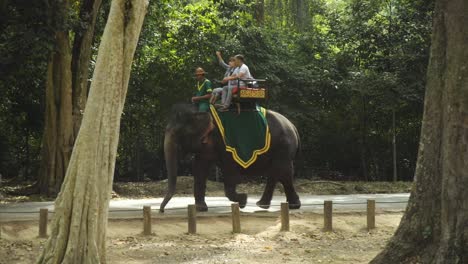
[39, 28, 74, 196]
[37, 0, 148, 263]
[371, 0, 468, 263]
[72, 0, 103, 136]
[255, 0, 264, 25]
[39, 0, 103, 196]
[292, 0, 307, 31]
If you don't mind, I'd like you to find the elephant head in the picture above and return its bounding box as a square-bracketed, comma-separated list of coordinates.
[160, 104, 214, 212]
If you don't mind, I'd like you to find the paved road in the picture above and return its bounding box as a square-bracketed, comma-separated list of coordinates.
[0, 193, 409, 222]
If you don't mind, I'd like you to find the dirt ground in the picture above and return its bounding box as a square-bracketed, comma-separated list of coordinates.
[0, 212, 402, 264]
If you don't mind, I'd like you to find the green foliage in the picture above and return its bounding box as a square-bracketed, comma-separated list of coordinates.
[0, 0, 52, 178]
[1, 0, 434, 182]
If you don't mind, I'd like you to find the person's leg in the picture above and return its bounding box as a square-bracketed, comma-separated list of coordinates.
[210, 87, 223, 104]
[221, 86, 229, 104]
[215, 86, 229, 109]
[222, 86, 235, 108]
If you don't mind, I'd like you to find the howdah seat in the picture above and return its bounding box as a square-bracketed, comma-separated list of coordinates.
[230, 78, 267, 112]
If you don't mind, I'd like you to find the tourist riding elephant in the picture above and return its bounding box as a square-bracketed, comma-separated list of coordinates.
[159, 104, 301, 212]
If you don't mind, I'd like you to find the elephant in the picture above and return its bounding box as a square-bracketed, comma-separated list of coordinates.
[159, 104, 301, 212]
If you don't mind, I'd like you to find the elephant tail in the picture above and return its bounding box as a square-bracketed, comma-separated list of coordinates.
[293, 125, 304, 178]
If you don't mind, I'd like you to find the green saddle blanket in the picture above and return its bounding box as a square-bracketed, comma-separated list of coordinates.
[210, 105, 271, 168]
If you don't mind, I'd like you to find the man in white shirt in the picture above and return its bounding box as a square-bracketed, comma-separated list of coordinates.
[217, 54, 253, 111]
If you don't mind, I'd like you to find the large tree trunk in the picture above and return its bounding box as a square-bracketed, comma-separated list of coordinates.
[291, 0, 307, 31]
[37, 0, 147, 263]
[38, 28, 74, 196]
[255, 0, 264, 24]
[39, 0, 103, 196]
[371, 0, 468, 263]
[71, 0, 103, 136]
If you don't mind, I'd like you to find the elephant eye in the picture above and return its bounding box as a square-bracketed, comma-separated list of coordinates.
[200, 129, 212, 143]
[201, 131, 211, 144]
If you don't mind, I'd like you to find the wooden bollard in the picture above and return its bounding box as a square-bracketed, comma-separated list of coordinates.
[324, 201, 333, 232]
[367, 199, 376, 230]
[143, 206, 152, 235]
[39, 208, 48, 238]
[231, 203, 241, 233]
[280, 202, 290, 232]
[188, 204, 197, 234]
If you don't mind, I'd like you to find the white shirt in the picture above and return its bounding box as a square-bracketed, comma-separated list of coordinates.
[235, 64, 253, 87]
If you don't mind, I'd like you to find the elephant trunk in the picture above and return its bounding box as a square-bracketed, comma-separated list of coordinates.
[160, 130, 178, 213]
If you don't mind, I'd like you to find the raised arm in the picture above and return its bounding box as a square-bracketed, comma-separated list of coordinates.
[216, 51, 229, 70]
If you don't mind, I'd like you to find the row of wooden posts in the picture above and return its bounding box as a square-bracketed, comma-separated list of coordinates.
[37, 200, 377, 238]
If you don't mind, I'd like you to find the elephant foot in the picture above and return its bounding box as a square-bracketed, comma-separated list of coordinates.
[237, 193, 248, 208]
[196, 202, 208, 212]
[288, 199, 301, 210]
[256, 200, 271, 209]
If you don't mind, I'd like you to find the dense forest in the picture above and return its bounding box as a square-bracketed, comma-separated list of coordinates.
[0, 0, 434, 186]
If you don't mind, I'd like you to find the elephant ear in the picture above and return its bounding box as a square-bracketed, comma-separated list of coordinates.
[192, 112, 212, 136]
[168, 104, 198, 135]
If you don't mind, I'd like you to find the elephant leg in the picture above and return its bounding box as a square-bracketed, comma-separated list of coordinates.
[280, 178, 301, 209]
[280, 176, 301, 209]
[279, 162, 301, 209]
[224, 183, 248, 208]
[193, 157, 209, 212]
[256, 175, 277, 209]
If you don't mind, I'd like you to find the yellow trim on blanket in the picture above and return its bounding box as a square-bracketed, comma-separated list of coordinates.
[210, 105, 271, 169]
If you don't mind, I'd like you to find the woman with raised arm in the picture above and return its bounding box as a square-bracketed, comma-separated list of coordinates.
[210, 51, 237, 104]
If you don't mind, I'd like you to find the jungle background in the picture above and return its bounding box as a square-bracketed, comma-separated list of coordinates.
[0, 0, 434, 187]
